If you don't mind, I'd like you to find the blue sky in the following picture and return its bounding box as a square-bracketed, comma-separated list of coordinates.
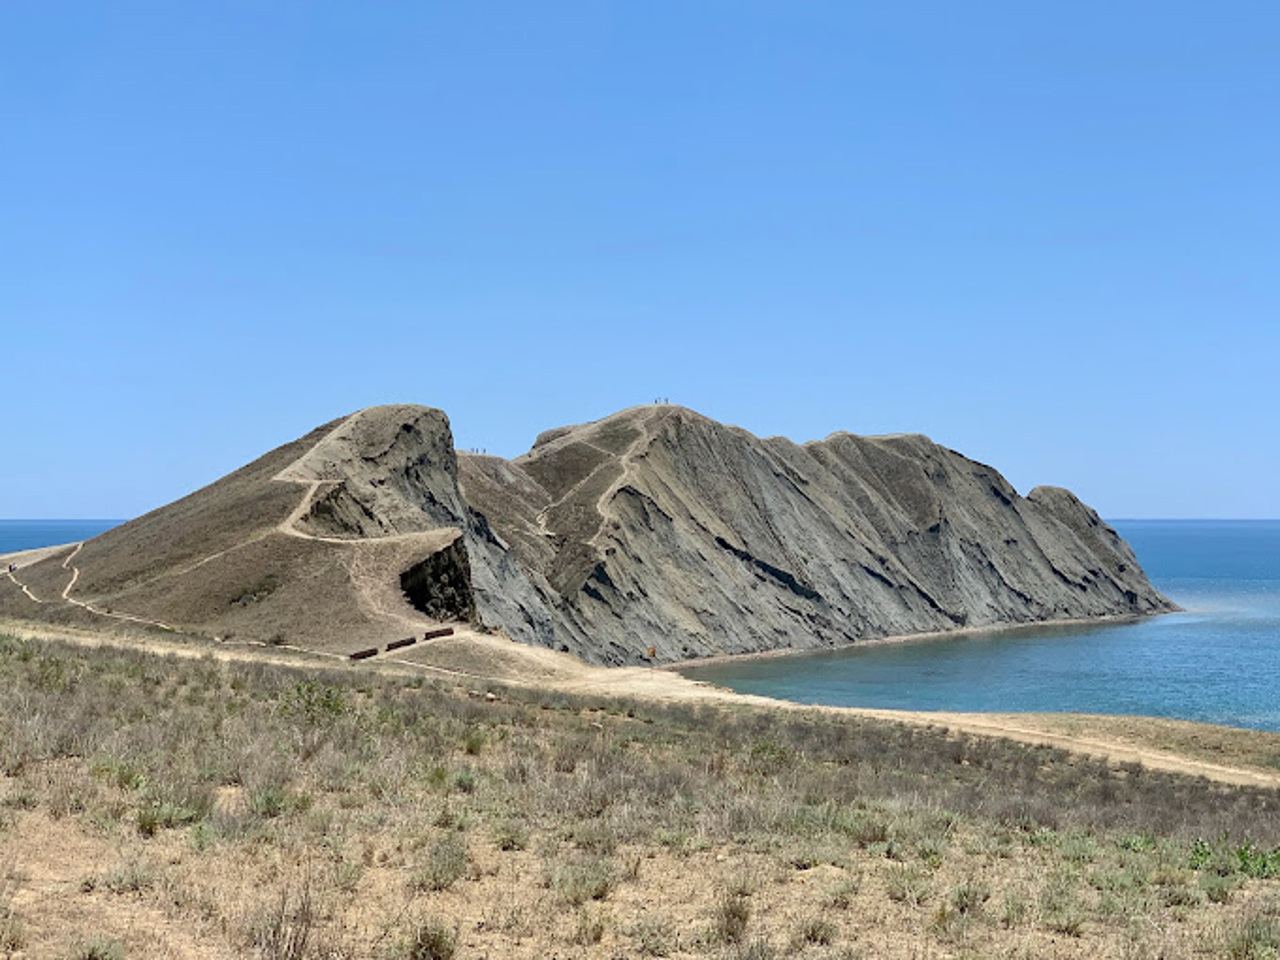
[2, 2, 1277, 519]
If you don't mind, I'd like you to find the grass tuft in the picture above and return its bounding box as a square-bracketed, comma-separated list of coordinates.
[393, 917, 456, 960]
[412, 835, 470, 892]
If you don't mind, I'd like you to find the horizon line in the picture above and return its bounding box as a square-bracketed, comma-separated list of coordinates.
[4, 516, 1280, 524]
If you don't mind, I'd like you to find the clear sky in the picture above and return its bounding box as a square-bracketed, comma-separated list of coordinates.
[3, 2, 1277, 520]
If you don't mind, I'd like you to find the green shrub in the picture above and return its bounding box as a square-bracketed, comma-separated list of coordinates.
[412, 835, 470, 892]
[548, 854, 617, 905]
[493, 821, 528, 852]
[101, 857, 156, 895]
[0, 906, 23, 953]
[886, 863, 931, 906]
[794, 916, 836, 946]
[1236, 844, 1280, 879]
[393, 918, 456, 960]
[452, 767, 477, 795]
[281, 679, 347, 725]
[462, 729, 486, 756]
[1162, 883, 1206, 908]
[1201, 872, 1241, 904]
[1222, 916, 1280, 960]
[571, 909, 606, 946]
[136, 798, 203, 836]
[951, 880, 991, 916]
[1040, 871, 1085, 937]
[725, 941, 776, 960]
[823, 879, 858, 910]
[627, 916, 675, 956]
[710, 891, 751, 944]
[249, 786, 289, 820]
[70, 939, 126, 960]
[333, 859, 364, 894]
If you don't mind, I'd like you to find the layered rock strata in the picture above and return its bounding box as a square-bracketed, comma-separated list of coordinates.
[0, 404, 1174, 663]
[458, 405, 1174, 664]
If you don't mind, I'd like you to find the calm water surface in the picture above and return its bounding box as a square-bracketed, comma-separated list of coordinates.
[0, 520, 121, 554]
[6, 518, 1278, 731]
[681, 521, 1280, 732]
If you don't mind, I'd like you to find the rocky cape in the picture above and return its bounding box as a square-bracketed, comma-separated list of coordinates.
[0, 405, 1175, 664]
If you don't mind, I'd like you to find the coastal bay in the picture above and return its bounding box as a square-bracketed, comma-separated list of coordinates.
[681, 520, 1280, 731]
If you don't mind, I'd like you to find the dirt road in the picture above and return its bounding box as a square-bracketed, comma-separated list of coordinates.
[3, 615, 1278, 790]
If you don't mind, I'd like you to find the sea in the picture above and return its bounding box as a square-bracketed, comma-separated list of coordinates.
[680, 521, 1280, 733]
[0, 519, 121, 555]
[4, 519, 1278, 732]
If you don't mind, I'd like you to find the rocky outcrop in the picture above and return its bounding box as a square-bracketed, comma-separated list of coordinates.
[458, 405, 1175, 664]
[0, 406, 495, 650]
[0, 403, 1173, 664]
[400, 538, 476, 622]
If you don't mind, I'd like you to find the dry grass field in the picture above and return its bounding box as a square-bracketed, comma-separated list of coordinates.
[3, 633, 1280, 959]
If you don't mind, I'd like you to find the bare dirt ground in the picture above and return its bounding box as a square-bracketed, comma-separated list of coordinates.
[837, 709, 1280, 789]
[4, 616, 1280, 960]
[0, 409, 472, 655]
[4, 810, 240, 960]
[3, 614, 1278, 792]
[9, 804, 1271, 960]
[3, 542, 178, 632]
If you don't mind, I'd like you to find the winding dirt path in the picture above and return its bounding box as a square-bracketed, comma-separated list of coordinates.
[55, 542, 177, 632]
[530, 406, 668, 536]
[4, 403, 1275, 792]
[4, 615, 1277, 791]
[2, 410, 457, 645]
[60, 542, 82, 599]
[4, 567, 45, 604]
[835, 708, 1280, 789]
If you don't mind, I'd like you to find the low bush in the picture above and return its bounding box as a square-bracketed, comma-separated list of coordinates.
[412, 835, 470, 892]
[393, 917, 456, 960]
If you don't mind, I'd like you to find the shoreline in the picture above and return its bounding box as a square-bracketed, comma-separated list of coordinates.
[0, 541, 79, 566]
[665, 611, 1157, 672]
[4, 611, 1279, 788]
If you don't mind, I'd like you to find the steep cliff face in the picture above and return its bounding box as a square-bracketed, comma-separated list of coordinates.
[458, 405, 1175, 664]
[0, 403, 1173, 664]
[0, 406, 494, 651]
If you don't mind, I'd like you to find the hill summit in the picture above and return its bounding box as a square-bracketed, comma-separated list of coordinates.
[0, 404, 1175, 663]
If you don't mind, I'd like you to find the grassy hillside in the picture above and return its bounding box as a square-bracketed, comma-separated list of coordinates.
[2, 634, 1279, 959]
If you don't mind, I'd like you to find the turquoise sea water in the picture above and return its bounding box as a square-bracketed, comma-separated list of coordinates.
[0, 520, 121, 555]
[681, 521, 1280, 732]
[5, 518, 1278, 731]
